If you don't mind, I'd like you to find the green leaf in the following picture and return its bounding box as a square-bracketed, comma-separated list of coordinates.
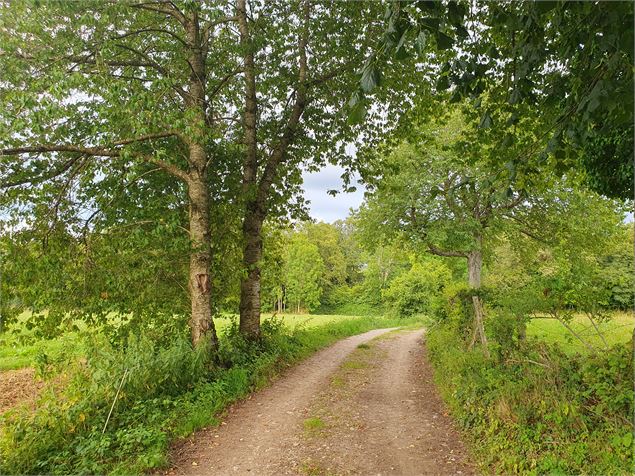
[396, 29, 408, 52]
[504, 161, 517, 181]
[417, 1, 438, 12]
[436, 31, 454, 50]
[360, 64, 381, 93]
[455, 25, 469, 39]
[415, 31, 427, 54]
[506, 112, 520, 126]
[509, 88, 521, 105]
[502, 133, 514, 147]
[479, 111, 493, 129]
[348, 101, 367, 124]
[535, 1, 558, 16]
[348, 91, 361, 108]
[587, 97, 601, 113]
[447, 1, 467, 26]
[420, 17, 441, 31]
[436, 75, 450, 91]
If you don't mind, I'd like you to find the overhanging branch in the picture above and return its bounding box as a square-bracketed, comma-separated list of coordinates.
[1, 132, 189, 186]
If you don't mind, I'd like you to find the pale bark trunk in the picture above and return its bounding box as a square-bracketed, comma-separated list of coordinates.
[467, 235, 489, 357]
[185, 10, 217, 349]
[187, 168, 218, 349]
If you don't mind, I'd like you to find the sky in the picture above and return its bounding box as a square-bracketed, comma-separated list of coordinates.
[301, 164, 365, 223]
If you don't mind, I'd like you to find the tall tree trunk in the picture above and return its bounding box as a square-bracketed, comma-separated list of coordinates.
[236, 0, 310, 339]
[467, 235, 489, 357]
[184, 8, 217, 349]
[237, 0, 262, 340]
[239, 207, 263, 339]
[187, 168, 218, 349]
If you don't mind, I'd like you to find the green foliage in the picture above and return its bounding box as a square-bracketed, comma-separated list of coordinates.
[427, 324, 634, 475]
[598, 227, 635, 310]
[382, 259, 451, 318]
[363, 0, 634, 199]
[580, 124, 634, 199]
[284, 233, 325, 312]
[0, 333, 212, 475]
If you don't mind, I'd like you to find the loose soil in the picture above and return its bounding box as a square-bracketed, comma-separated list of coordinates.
[0, 368, 45, 415]
[166, 328, 474, 475]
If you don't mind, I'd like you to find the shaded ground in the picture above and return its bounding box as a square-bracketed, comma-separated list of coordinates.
[166, 328, 473, 475]
[0, 368, 44, 415]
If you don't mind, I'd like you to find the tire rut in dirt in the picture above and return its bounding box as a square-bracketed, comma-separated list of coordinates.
[164, 327, 398, 475]
[288, 329, 474, 475]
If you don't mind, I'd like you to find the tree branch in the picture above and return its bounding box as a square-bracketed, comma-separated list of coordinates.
[408, 206, 469, 258]
[1, 132, 190, 185]
[64, 52, 188, 100]
[498, 190, 525, 210]
[110, 28, 188, 47]
[131, 1, 187, 26]
[202, 16, 238, 50]
[427, 244, 469, 258]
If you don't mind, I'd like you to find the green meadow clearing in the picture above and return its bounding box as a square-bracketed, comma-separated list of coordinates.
[2, 311, 632, 372]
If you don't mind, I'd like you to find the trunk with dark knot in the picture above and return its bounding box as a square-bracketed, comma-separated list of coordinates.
[187, 165, 218, 350]
[239, 205, 263, 339]
[184, 10, 218, 350]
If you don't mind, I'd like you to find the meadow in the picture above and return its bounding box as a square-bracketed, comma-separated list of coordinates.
[0, 313, 370, 371]
[1, 311, 632, 372]
[527, 311, 634, 353]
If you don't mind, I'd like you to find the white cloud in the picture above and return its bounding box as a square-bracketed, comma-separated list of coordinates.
[301, 164, 365, 223]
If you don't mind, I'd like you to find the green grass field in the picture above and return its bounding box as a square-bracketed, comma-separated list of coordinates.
[215, 313, 365, 332]
[527, 311, 633, 353]
[1, 311, 631, 371]
[0, 313, 367, 371]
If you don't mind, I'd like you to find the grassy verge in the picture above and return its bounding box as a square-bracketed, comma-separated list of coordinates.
[427, 323, 634, 475]
[0, 314, 420, 475]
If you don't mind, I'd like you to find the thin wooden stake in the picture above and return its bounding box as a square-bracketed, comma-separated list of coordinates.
[103, 368, 129, 434]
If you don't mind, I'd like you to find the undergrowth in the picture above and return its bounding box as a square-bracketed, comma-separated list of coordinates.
[427, 323, 634, 475]
[0, 315, 419, 475]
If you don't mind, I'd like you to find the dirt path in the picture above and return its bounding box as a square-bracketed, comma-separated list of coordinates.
[167, 328, 473, 475]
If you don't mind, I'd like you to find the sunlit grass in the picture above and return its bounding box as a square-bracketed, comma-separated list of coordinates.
[214, 312, 365, 334]
[527, 311, 633, 353]
[0, 312, 374, 371]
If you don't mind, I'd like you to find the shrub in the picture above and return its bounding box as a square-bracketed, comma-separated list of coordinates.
[382, 261, 451, 318]
[427, 323, 634, 474]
